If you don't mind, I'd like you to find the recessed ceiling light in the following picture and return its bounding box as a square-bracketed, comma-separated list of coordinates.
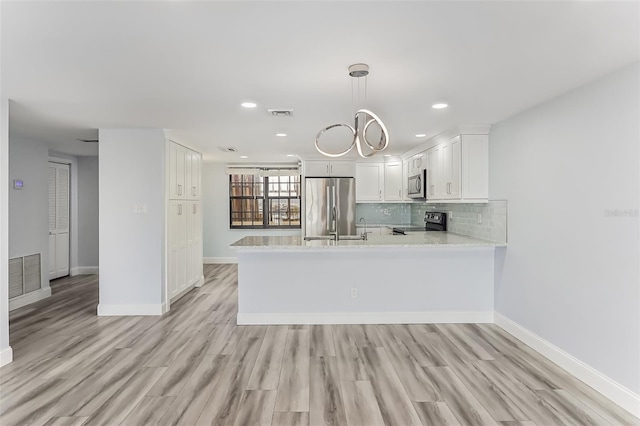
[384, 154, 392, 157]
[286, 154, 295, 157]
[241, 102, 257, 108]
[240, 155, 248, 159]
[432, 103, 448, 109]
[415, 134, 427, 138]
[275, 133, 287, 137]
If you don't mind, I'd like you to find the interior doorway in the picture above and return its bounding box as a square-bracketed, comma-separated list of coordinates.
[48, 161, 70, 280]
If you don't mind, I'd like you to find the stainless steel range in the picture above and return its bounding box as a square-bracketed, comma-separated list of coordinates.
[424, 211, 447, 231]
[392, 211, 447, 234]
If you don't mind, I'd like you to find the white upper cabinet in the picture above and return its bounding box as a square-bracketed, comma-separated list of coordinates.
[186, 149, 202, 199]
[170, 141, 201, 200]
[169, 142, 187, 199]
[402, 159, 411, 201]
[425, 134, 488, 202]
[408, 152, 426, 176]
[304, 160, 355, 177]
[383, 162, 403, 201]
[355, 163, 383, 202]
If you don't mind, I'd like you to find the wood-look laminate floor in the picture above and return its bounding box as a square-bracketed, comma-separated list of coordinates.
[1, 265, 637, 426]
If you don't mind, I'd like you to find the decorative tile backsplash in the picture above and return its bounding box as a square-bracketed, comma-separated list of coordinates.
[411, 200, 508, 243]
[356, 200, 507, 243]
[355, 203, 412, 225]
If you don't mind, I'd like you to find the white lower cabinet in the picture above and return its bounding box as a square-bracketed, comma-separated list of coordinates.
[186, 201, 203, 287]
[169, 201, 188, 300]
[169, 200, 203, 302]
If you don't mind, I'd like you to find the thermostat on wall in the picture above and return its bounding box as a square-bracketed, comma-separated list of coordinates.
[13, 180, 23, 189]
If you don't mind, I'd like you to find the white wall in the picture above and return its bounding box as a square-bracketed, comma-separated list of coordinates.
[9, 136, 49, 293]
[76, 156, 99, 270]
[490, 63, 639, 394]
[98, 129, 166, 315]
[202, 162, 300, 261]
[0, 98, 12, 366]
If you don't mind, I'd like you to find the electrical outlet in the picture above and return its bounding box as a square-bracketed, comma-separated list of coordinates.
[351, 288, 358, 299]
[477, 213, 482, 224]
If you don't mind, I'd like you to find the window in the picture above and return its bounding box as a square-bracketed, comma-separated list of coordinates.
[229, 170, 301, 229]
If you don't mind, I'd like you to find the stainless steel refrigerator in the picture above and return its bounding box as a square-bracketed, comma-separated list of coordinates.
[305, 177, 356, 238]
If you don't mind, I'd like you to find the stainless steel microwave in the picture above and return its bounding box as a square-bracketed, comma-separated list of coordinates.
[407, 169, 426, 199]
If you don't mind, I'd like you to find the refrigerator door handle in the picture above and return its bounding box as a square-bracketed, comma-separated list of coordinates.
[326, 186, 331, 231]
[332, 186, 337, 232]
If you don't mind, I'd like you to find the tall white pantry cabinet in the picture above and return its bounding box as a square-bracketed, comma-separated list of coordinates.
[168, 141, 203, 304]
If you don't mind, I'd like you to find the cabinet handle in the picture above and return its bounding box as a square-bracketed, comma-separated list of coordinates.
[326, 165, 330, 174]
[379, 189, 382, 199]
[178, 205, 182, 215]
[330, 164, 333, 174]
[192, 186, 196, 196]
[193, 204, 196, 214]
[398, 189, 401, 197]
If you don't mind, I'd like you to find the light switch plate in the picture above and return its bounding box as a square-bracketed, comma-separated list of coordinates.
[132, 204, 147, 214]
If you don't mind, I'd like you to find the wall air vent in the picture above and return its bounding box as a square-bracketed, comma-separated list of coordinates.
[78, 139, 99, 143]
[218, 147, 238, 153]
[267, 109, 294, 117]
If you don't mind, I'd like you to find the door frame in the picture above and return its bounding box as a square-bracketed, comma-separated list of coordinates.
[48, 157, 72, 281]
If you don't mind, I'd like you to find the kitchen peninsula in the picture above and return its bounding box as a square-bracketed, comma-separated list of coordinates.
[231, 233, 505, 325]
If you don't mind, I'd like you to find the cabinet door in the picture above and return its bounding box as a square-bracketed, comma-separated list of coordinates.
[169, 201, 188, 298]
[186, 201, 202, 286]
[448, 136, 461, 199]
[329, 161, 356, 177]
[305, 161, 331, 177]
[384, 162, 403, 201]
[186, 150, 201, 199]
[355, 163, 383, 202]
[402, 159, 411, 201]
[428, 145, 445, 200]
[169, 142, 187, 199]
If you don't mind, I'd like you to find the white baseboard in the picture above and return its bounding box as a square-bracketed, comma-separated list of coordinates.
[237, 311, 494, 325]
[9, 287, 52, 311]
[70, 266, 99, 276]
[0, 346, 13, 367]
[97, 303, 164, 316]
[203, 257, 237, 264]
[495, 312, 640, 418]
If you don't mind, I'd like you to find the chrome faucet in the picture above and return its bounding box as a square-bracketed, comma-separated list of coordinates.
[359, 217, 368, 240]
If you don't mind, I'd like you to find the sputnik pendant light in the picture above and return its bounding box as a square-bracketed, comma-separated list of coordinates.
[315, 63, 389, 158]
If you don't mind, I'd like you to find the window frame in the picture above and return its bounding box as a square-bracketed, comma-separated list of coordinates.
[229, 171, 301, 230]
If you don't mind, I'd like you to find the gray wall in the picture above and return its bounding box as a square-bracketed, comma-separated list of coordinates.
[8, 136, 49, 291]
[1, 99, 11, 364]
[202, 162, 300, 261]
[98, 128, 166, 311]
[77, 156, 99, 269]
[490, 63, 639, 393]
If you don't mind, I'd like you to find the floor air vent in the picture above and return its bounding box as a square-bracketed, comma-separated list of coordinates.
[9, 254, 41, 299]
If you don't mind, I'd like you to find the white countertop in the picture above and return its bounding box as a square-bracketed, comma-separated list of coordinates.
[231, 232, 505, 250]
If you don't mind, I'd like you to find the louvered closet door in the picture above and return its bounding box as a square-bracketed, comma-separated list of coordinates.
[49, 162, 70, 280]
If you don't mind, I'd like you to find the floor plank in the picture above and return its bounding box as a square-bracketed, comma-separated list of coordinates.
[274, 329, 310, 412]
[309, 356, 348, 426]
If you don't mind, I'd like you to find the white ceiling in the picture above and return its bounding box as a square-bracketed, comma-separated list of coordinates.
[2, 1, 638, 161]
